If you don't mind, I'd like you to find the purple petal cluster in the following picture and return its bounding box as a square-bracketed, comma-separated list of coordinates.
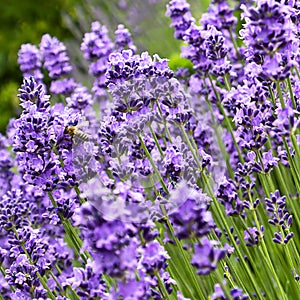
[40, 34, 75, 94]
[168, 184, 214, 239]
[17, 44, 43, 82]
[114, 24, 136, 53]
[165, 0, 194, 39]
[81, 21, 114, 97]
[244, 226, 264, 247]
[240, 0, 298, 80]
[265, 190, 294, 245]
[191, 237, 226, 275]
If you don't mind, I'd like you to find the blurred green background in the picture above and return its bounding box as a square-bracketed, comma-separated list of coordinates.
[0, 0, 208, 133]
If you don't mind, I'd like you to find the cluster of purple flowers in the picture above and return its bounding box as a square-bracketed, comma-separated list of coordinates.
[1, 0, 300, 299]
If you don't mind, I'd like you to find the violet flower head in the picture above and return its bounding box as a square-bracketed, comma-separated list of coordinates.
[244, 226, 264, 247]
[13, 77, 69, 190]
[182, 23, 211, 74]
[273, 106, 299, 135]
[66, 265, 108, 299]
[204, 25, 228, 61]
[240, 0, 298, 80]
[106, 50, 173, 87]
[233, 102, 271, 151]
[5, 254, 42, 297]
[65, 84, 93, 111]
[16, 76, 49, 111]
[217, 177, 245, 216]
[168, 184, 215, 239]
[211, 283, 225, 300]
[163, 145, 185, 183]
[81, 21, 114, 61]
[17, 44, 43, 82]
[40, 34, 75, 94]
[113, 277, 151, 300]
[75, 199, 139, 278]
[40, 34, 72, 79]
[81, 21, 114, 96]
[201, 0, 237, 31]
[13, 77, 52, 153]
[0, 189, 32, 231]
[247, 150, 279, 174]
[0, 134, 17, 197]
[166, 0, 195, 40]
[139, 240, 170, 274]
[265, 190, 294, 244]
[203, 25, 231, 76]
[211, 284, 249, 300]
[114, 24, 136, 53]
[182, 24, 231, 76]
[191, 237, 226, 275]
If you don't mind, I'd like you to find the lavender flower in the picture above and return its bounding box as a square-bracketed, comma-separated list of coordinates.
[191, 237, 226, 275]
[13, 77, 78, 190]
[201, 0, 237, 31]
[0, 189, 32, 231]
[139, 240, 170, 274]
[240, 0, 298, 80]
[17, 44, 43, 82]
[168, 184, 215, 239]
[165, 0, 195, 40]
[244, 226, 264, 247]
[81, 21, 114, 97]
[211, 283, 249, 300]
[114, 24, 136, 53]
[40, 34, 75, 94]
[265, 190, 294, 244]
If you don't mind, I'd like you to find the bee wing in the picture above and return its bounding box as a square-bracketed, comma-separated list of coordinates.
[77, 121, 89, 129]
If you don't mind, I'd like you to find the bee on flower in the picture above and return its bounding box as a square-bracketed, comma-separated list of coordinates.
[64, 120, 90, 141]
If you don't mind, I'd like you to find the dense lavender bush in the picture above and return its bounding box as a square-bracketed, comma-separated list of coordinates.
[1, 0, 300, 299]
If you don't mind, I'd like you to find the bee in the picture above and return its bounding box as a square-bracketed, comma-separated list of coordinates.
[64, 121, 90, 141]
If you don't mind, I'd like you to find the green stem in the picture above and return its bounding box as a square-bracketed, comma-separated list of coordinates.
[260, 239, 288, 300]
[48, 191, 88, 263]
[228, 28, 243, 63]
[248, 190, 290, 299]
[276, 81, 285, 108]
[138, 134, 169, 194]
[179, 124, 202, 171]
[149, 123, 165, 159]
[268, 84, 276, 107]
[290, 239, 300, 267]
[295, 67, 300, 79]
[223, 75, 231, 91]
[201, 173, 263, 298]
[74, 185, 86, 204]
[208, 74, 244, 163]
[154, 270, 171, 300]
[165, 218, 206, 300]
[155, 100, 173, 143]
[36, 273, 57, 300]
[49, 270, 65, 294]
[206, 100, 234, 178]
[218, 103, 244, 163]
[282, 137, 300, 193]
[286, 77, 296, 109]
[290, 134, 300, 171]
[273, 163, 300, 229]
